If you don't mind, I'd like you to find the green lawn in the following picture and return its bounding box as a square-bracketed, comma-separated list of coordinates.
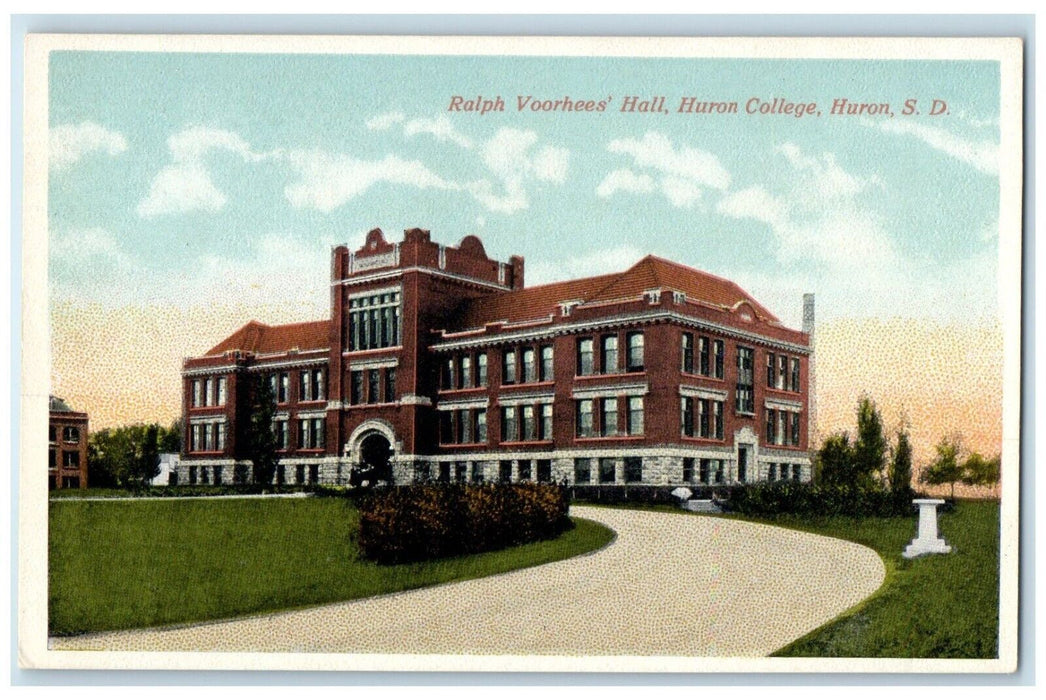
[718, 500, 1000, 658]
[49, 497, 614, 636]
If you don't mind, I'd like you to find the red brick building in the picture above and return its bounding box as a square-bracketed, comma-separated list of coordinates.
[180, 228, 813, 487]
[49, 395, 88, 489]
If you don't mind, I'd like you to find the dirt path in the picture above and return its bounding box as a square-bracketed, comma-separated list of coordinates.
[50, 506, 884, 657]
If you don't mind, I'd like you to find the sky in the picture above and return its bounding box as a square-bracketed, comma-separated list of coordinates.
[46, 49, 1005, 469]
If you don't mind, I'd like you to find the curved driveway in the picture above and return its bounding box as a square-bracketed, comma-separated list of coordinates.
[51, 506, 884, 657]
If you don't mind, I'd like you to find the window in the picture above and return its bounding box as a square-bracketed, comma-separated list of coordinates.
[299, 369, 323, 402]
[600, 397, 618, 437]
[522, 348, 537, 383]
[577, 338, 594, 376]
[517, 459, 532, 481]
[297, 418, 324, 449]
[213, 465, 224, 486]
[681, 397, 695, 437]
[502, 349, 517, 385]
[296, 464, 306, 485]
[477, 353, 488, 387]
[682, 333, 694, 374]
[521, 405, 536, 440]
[215, 423, 225, 450]
[367, 369, 380, 404]
[769, 463, 778, 481]
[471, 462, 484, 484]
[626, 332, 644, 372]
[204, 378, 213, 406]
[778, 411, 787, 445]
[274, 419, 289, 449]
[599, 457, 616, 484]
[384, 367, 396, 403]
[459, 356, 471, 389]
[624, 457, 643, 483]
[537, 459, 552, 483]
[791, 358, 801, 392]
[276, 372, 289, 404]
[601, 335, 618, 374]
[499, 460, 512, 482]
[791, 411, 801, 446]
[62, 426, 79, 443]
[793, 464, 802, 481]
[698, 399, 710, 438]
[189, 465, 198, 485]
[574, 458, 591, 483]
[501, 406, 518, 442]
[778, 355, 788, 390]
[627, 396, 644, 436]
[350, 371, 363, 405]
[700, 336, 711, 376]
[736, 346, 754, 413]
[713, 401, 724, 439]
[699, 458, 711, 484]
[767, 352, 776, 388]
[683, 457, 695, 482]
[413, 463, 430, 483]
[309, 464, 319, 485]
[459, 408, 472, 443]
[49, 448, 56, 469]
[713, 340, 725, 379]
[442, 357, 455, 390]
[192, 379, 202, 407]
[540, 345, 554, 381]
[63, 451, 80, 468]
[715, 459, 725, 483]
[190, 424, 201, 451]
[766, 408, 776, 444]
[217, 376, 227, 405]
[455, 462, 468, 483]
[540, 404, 553, 440]
[49, 426, 57, 443]
[576, 399, 594, 438]
[438, 462, 451, 483]
[475, 409, 487, 443]
[349, 290, 401, 351]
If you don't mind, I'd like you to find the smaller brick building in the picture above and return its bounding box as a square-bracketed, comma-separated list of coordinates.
[49, 395, 88, 489]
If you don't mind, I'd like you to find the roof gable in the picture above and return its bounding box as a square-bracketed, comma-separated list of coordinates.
[206, 319, 330, 356]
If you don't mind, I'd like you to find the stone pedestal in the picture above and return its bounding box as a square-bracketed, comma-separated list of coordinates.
[903, 498, 952, 558]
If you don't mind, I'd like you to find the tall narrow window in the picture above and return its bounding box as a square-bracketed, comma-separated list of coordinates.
[217, 376, 227, 405]
[576, 399, 594, 437]
[522, 347, 536, 383]
[777, 410, 787, 445]
[601, 335, 618, 374]
[521, 405, 536, 440]
[204, 378, 213, 407]
[384, 367, 396, 403]
[778, 355, 788, 390]
[367, 369, 380, 404]
[215, 423, 225, 450]
[736, 347, 754, 413]
[501, 406, 518, 442]
[681, 397, 694, 437]
[626, 332, 644, 372]
[459, 408, 472, 443]
[766, 408, 776, 444]
[540, 403, 553, 440]
[700, 336, 711, 376]
[624, 457, 643, 483]
[713, 401, 724, 440]
[477, 352, 488, 387]
[475, 409, 487, 443]
[459, 355, 471, 389]
[791, 411, 801, 446]
[540, 345, 554, 382]
[627, 396, 644, 436]
[682, 333, 694, 374]
[713, 340, 725, 379]
[574, 458, 591, 483]
[767, 352, 776, 388]
[600, 397, 618, 437]
[791, 358, 801, 392]
[683, 457, 695, 482]
[192, 380, 202, 407]
[502, 349, 517, 385]
[698, 398, 710, 438]
[599, 457, 616, 483]
[277, 373, 289, 404]
[442, 357, 455, 390]
[577, 338, 594, 376]
[350, 371, 363, 405]
[300, 371, 311, 402]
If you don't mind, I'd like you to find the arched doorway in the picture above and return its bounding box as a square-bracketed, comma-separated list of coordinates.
[346, 420, 399, 487]
[359, 432, 392, 472]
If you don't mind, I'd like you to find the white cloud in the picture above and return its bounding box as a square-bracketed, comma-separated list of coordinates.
[871, 119, 999, 176]
[283, 150, 461, 212]
[601, 131, 730, 208]
[468, 128, 570, 214]
[366, 112, 405, 131]
[403, 115, 473, 149]
[596, 168, 656, 199]
[49, 122, 128, 172]
[137, 126, 271, 219]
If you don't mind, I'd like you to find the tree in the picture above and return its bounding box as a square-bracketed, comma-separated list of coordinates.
[245, 372, 280, 486]
[816, 432, 855, 487]
[853, 396, 888, 489]
[87, 423, 164, 489]
[921, 435, 966, 499]
[889, 429, 914, 497]
[962, 452, 1001, 488]
[130, 423, 161, 489]
[159, 418, 182, 453]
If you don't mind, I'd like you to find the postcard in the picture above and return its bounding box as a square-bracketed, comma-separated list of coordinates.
[19, 33, 1023, 674]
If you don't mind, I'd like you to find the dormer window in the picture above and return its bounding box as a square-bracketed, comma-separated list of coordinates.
[644, 289, 662, 305]
[672, 290, 686, 304]
[559, 300, 582, 317]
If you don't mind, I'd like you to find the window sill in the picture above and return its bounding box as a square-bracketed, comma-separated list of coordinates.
[680, 372, 725, 382]
[681, 436, 725, 443]
[500, 380, 555, 389]
[574, 371, 646, 380]
[500, 440, 554, 447]
[439, 386, 488, 395]
[439, 442, 489, 448]
[574, 435, 645, 442]
[343, 346, 403, 357]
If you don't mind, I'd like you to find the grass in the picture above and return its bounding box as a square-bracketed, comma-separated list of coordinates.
[49, 497, 615, 636]
[715, 500, 1000, 658]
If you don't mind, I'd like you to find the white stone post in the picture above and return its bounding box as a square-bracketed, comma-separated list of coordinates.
[903, 498, 952, 558]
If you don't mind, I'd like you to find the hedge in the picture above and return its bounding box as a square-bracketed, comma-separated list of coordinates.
[722, 482, 923, 518]
[357, 482, 572, 564]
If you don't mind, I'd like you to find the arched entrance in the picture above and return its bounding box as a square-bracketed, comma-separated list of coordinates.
[359, 432, 392, 472]
[346, 420, 399, 487]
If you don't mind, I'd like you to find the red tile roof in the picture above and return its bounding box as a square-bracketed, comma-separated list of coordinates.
[453, 255, 778, 328]
[206, 319, 330, 356]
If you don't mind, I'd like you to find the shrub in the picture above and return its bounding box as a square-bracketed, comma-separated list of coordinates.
[357, 482, 572, 564]
[722, 481, 919, 518]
